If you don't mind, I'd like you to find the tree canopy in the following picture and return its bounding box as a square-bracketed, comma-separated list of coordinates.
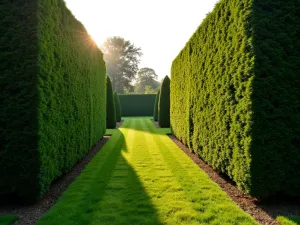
[101, 37, 142, 94]
[135, 67, 160, 94]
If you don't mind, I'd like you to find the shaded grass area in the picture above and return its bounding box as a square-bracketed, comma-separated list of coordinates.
[0, 216, 17, 225]
[277, 216, 300, 225]
[37, 118, 258, 224]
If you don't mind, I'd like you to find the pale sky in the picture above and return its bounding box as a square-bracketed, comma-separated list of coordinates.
[64, 0, 219, 81]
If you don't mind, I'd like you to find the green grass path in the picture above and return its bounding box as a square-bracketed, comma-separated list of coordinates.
[37, 118, 258, 225]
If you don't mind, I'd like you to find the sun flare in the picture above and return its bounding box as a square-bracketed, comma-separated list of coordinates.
[86, 26, 107, 47]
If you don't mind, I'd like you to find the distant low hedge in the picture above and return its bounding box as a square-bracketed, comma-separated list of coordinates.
[114, 92, 121, 122]
[153, 90, 160, 121]
[171, 0, 300, 197]
[159, 76, 170, 128]
[106, 77, 116, 128]
[119, 94, 156, 116]
[0, 0, 106, 202]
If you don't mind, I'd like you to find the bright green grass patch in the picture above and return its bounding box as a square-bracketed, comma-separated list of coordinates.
[277, 216, 300, 225]
[156, 127, 172, 135]
[106, 118, 171, 136]
[0, 216, 18, 225]
[105, 129, 114, 136]
[37, 118, 258, 225]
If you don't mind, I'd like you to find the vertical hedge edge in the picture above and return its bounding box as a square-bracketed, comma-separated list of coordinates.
[159, 76, 170, 128]
[106, 77, 116, 128]
[153, 90, 160, 121]
[114, 92, 121, 122]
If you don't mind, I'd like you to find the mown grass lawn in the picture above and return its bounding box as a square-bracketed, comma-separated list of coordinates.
[277, 216, 300, 225]
[37, 118, 258, 225]
[0, 216, 17, 225]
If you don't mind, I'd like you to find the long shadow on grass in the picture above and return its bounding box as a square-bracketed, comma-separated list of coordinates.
[37, 119, 163, 225]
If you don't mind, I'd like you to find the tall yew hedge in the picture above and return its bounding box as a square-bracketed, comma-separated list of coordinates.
[106, 77, 116, 128]
[159, 76, 170, 128]
[0, 0, 106, 201]
[171, 0, 300, 197]
[114, 92, 121, 122]
[153, 90, 160, 121]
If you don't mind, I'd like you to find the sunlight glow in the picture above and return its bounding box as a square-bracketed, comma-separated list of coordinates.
[64, 0, 220, 80]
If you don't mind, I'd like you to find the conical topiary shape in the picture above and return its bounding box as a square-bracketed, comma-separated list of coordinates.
[158, 76, 170, 127]
[153, 90, 160, 121]
[106, 77, 116, 128]
[114, 92, 121, 122]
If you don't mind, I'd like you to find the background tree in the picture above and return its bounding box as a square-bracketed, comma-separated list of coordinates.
[158, 76, 170, 127]
[114, 92, 121, 122]
[101, 37, 142, 93]
[145, 85, 160, 94]
[135, 67, 160, 93]
[106, 77, 116, 128]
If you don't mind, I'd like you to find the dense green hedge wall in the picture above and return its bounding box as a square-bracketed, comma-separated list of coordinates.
[0, 1, 39, 199]
[119, 94, 156, 116]
[153, 90, 160, 121]
[114, 92, 121, 122]
[159, 76, 170, 128]
[171, 0, 300, 197]
[106, 77, 116, 128]
[0, 0, 106, 201]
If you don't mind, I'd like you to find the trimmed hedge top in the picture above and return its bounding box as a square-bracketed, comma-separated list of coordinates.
[171, 0, 300, 197]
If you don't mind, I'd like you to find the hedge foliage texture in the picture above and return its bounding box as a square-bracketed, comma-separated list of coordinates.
[106, 77, 116, 128]
[114, 92, 121, 122]
[118, 94, 156, 116]
[153, 90, 160, 121]
[159, 76, 170, 128]
[171, 0, 300, 197]
[0, 0, 106, 201]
